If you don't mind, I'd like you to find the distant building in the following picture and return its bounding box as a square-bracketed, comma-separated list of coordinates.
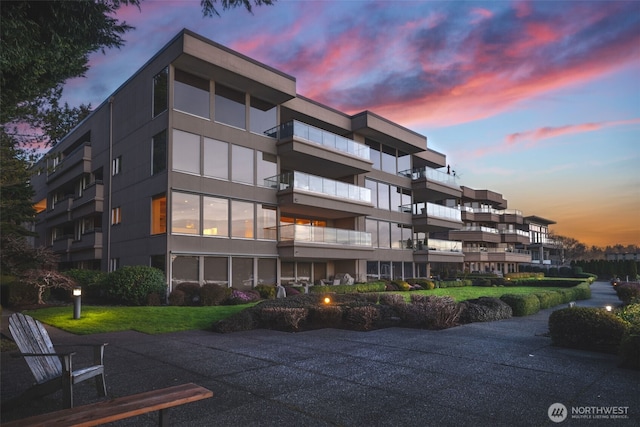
[606, 252, 639, 262]
[30, 29, 561, 291]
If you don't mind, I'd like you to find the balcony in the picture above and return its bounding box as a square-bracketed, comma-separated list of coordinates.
[70, 231, 103, 260]
[500, 229, 530, 244]
[277, 224, 373, 260]
[449, 226, 502, 243]
[267, 121, 372, 178]
[403, 167, 461, 202]
[462, 247, 531, 263]
[411, 202, 463, 233]
[71, 182, 104, 219]
[501, 209, 523, 224]
[266, 171, 372, 219]
[412, 238, 464, 264]
[47, 144, 92, 184]
[51, 235, 73, 253]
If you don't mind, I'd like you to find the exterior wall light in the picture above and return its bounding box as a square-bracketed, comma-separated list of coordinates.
[73, 286, 82, 319]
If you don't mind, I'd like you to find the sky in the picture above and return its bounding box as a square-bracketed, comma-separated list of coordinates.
[59, 0, 640, 248]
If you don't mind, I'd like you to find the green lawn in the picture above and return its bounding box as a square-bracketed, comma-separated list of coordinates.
[24, 286, 567, 335]
[391, 286, 567, 302]
[24, 304, 258, 335]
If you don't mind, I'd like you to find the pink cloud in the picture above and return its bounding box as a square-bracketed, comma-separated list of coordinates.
[506, 118, 640, 144]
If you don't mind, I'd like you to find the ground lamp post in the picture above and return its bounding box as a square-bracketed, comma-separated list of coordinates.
[73, 286, 82, 319]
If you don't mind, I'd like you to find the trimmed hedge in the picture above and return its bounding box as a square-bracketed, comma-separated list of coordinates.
[616, 283, 640, 305]
[105, 266, 166, 306]
[310, 282, 386, 295]
[549, 307, 629, 354]
[459, 297, 513, 323]
[619, 324, 640, 370]
[500, 293, 540, 316]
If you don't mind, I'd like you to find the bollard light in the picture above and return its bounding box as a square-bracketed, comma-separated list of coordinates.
[323, 296, 331, 305]
[73, 286, 82, 319]
[605, 305, 612, 312]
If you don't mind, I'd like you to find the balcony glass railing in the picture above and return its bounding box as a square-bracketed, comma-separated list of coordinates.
[279, 224, 371, 247]
[399, 166, 459, 187]
[463, 247, 530, 255]
[408, 202, 462, 221]
[412, 238, 462, 252]
[265, 120, 370, 161]
[265, 171, 371, 204]
[500, 229, 529, 237]
[455, 226, 500, 234]
[459, 206, 523, 216]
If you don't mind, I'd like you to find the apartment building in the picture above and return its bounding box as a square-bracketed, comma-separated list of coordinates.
[30, 29, 556, 291]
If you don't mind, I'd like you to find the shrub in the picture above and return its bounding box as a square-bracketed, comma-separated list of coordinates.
[379, 293, 405, 307]
[175, 283, 201, 306]
[255, 284, 276, 299]
[308, 305, 344, 328]
[618, 324, 640, 370]
[500, 293, 540, 316]
[459, 297, 512, 323]
[549, 307, 630, 354]
[616, 283, 640, 305]
[344, 305, 380, 331]
[200, 283, 230, 306]
[64, 269, 107, 301]
[168, 289, 186, 306]
[535, 291, 562, 309]
[258, 307, 308, 331]
[146, 292, 162, 306]
[105, 266, 167, 306]
[284, 286, 301, 296]
[385, 282, 400, 291]
[398, 296, 461, 329]
[616, 303, 640, 326]
[225, 289, 260, 305]
[392, 280, 411, 291]
[573, 283, 592, 300]
[212, 309, 257, 333]
[6, 280, 47, 306]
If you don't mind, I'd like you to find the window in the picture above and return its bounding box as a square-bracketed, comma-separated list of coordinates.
[257, 258, 277, 285]
[391, 223, 402, 249]
[171, 192, 200, 235]
[153, 67, 168, 117]
[110, 258, 120, 272]
[231, 145, 253, 184]
[203, 196, 228, 237]
[111, 207, 122, 225]
[390, 185, 401, 212]
[172, 129, 200, 174]
[250, 96, 276, 135]
[231, 200, 254, 238]
[378, 221, 390, 248]
[232, 257, 253, 290]
[172, 256, 199, 287]
[365, 179, 377, 207]
[257, 204, 277, 240]
[34, 198, 47, 214]
[174, 69, 209, 118]
[366, 219, 378, 248]
[203, 137, 228, 179]
[377, 182, 389, 210]
[215, 84, 245, 129]
[151, 194, 166, 235]
[204, 257, 228, 286]
[256, 151, 277, 187]
[366, 140, 381, 170]
[398, 150, 411, 174]
[152, 130, 167, 175]
[381, 145, 396, 174]
[112, 156, 122, 176]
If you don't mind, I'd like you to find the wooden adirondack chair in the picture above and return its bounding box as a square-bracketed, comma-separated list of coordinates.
[5, 312, 108, 410]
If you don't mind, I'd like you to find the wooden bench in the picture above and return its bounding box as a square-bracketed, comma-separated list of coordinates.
[3, 382, 213, 427]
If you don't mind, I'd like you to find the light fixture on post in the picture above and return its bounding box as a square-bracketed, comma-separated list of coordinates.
[605, 305, 613, 312]
[73, 286, 82, 319]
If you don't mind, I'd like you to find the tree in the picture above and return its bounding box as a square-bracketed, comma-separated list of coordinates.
[550, 233, 586, 264]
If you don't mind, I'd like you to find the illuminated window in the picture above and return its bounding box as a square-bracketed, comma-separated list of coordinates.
[203, 196, 228, 237]
[231, 200, 254, 238]
[112, 156, 122, 176]
[111, 207, 122, 225]
[171, 192, 200, 235]
[34, 198, 47, 214]
[151, 194, 166, 235]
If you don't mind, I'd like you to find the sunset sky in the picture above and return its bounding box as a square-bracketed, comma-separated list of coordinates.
[60, 0, 640, 248]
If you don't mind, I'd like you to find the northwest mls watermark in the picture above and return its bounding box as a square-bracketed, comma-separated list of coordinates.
[548, 403, 630, 423]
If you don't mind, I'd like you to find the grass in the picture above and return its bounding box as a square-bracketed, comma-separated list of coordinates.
[21, 286, 569, 335]
[23, 304, 258, 335]
[391, 286, 567, 302]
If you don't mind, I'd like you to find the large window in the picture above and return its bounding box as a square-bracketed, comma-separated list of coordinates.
[390, 185, 401, 212]
[171, 192, 200, 235]
[250, 96, 276, 135]
[204, 257, 228, 286]
[258, 258, 277, 285]
[172, 256, 199, 287]
[215, 84, 245, 129]
[378, 221, 390, 248]
[151, 194, 166, 235]
[391, 223, 403, 249]
[153, 67, 168, 117]
[203, 196, 228, 237]
[152, 130, 167, 175]
[111, 207, 122, 225]
[172, 129, 200, 174]
[366, 219, 378, 248]
[366, 140, 381, 170]
[231, 145, 253, 184]
[174, 69, 209, 118]
[398, 150, 411, 173]
[381, 145, 396, 174]
[257, 204, 277, 240]
[256, 151, 277, 187]
[232, 257, 253, 290]
[203, 137, 228, 179]
[231, 200, 254, 238]
[377, 182, 390, 210]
